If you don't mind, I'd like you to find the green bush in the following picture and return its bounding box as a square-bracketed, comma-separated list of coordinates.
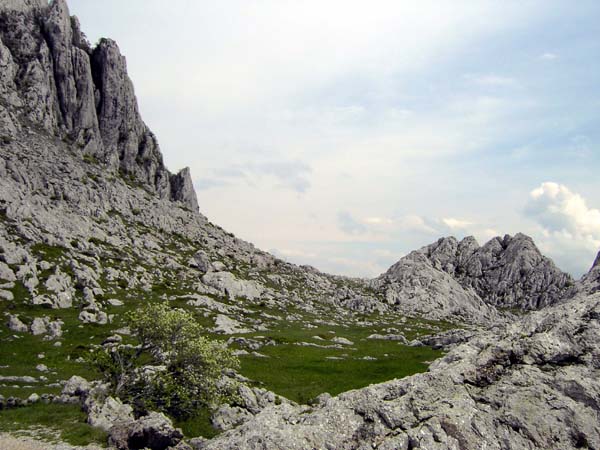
[90, 302, 239, 419]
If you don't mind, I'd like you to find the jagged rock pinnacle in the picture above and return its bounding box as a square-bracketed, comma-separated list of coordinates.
[0, 0, 199, 212]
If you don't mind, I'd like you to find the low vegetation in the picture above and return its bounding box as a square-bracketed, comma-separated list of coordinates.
[90, 303, 239, 419]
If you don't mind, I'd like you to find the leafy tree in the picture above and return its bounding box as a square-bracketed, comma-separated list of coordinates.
[90, 303, 239, 419]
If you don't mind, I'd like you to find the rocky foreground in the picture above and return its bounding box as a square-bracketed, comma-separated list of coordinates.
[202, 285, 600, 450]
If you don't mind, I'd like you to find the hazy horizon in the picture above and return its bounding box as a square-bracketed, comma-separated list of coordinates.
[67, 0, 600, 278]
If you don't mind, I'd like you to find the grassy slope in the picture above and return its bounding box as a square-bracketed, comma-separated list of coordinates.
[0, 212, 456, 443]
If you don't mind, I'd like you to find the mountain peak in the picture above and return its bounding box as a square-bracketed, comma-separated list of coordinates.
[389, 233, 573, 310]
[0, 1, 199, 212]
[593, 251, 600, 270]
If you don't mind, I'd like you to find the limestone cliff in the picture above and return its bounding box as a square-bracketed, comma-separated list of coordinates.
[0, 0, 198, 211]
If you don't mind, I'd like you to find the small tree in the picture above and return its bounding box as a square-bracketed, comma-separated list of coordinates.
[90, 302, 239, 419]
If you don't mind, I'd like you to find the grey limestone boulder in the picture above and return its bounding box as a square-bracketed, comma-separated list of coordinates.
[0, 261, 16, 281]
[108, 411, 183, 450]
[7, 314, 28, 333]
[87, 396, 134, 433]
[202, 271, 264, 301]
[61, 375, 91, 397]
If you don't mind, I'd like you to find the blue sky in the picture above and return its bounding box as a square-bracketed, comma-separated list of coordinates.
[68, 0, 600, 277]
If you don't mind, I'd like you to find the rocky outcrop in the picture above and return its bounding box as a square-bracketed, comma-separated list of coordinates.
[373, 233, 573, 323]
[0, 0, 199, 211]
[580, 250, 600, 294]
[211, 385, 292, 432]
[417, 234, 574, 310]
[201, 290, 600, 450]
[108, 412, 184, 450]
[374, 251, 500, 324]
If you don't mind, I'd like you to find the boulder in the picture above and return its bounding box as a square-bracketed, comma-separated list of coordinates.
[87, 396, 134, 432]
[7, 314, 28, 333]
[0, 262, 16, 281]
[62, 375, 91, 397]
[212, 314, 252, 334]
[108, 412, 183, 450]
[202, 271, 263, 301]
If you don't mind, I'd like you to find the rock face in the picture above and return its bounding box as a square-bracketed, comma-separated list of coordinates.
[0, 0, 198, 211]
[417, 234, 574, 309]
[375, 250, 499, 324]
[580, 250, 600, 294]
[375, 234, 574, 322]
[202, 290, 600, 450]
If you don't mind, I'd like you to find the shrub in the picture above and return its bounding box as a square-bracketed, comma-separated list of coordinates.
[90, 303, 239, 419]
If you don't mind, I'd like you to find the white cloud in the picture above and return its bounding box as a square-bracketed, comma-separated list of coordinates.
[197, 160, 312, 193]
[527, 182, 600, 238]
[540, 52, 558, 60]
[525, 182, 600, 275]
[364, 217, 394, 225]
[442, 217, 473, 229]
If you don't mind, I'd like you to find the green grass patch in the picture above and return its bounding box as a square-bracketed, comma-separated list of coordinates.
[30, 243, 68, 262]
[0, 403, 107, 446]
[174, 408, 219, 439]
[238, 320, 443, 404]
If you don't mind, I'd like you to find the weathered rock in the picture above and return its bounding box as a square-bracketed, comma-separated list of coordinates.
[0, 375, 37, 383]
[0, 261, 16, 281]
[375, 250, 499, 324]
[409, 328, 476, 350]
[79, 309, 108, 324]
[202, 271, 264, 301]
[108, 412, 183, 450]
[0, 0, 199, 211]
[30, 317, 47, 336]
[211, 385, 292, 432]
[367, 333, 408, 344]
[418, 234, 574, 309]
[170, 167, 199, 212]
[331, 336, 354, 346]
[0, 289, 13, 301]
[190, 250, 212, 273]
[211, 404, 253, 432]
[202, 291, 600, 450]
[7, 314, 28, 333]
[213, 314, 252, 334]
[87, 396, 134, 432]
[61, 375, 91, 397]
[580, 250, 600, 294]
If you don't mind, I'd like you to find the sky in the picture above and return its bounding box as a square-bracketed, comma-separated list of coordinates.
[67, 0, 600, 278]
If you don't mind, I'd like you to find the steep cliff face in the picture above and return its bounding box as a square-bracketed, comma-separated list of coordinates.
[0, 0, 198, 211]
[417, 233, 574, 310]
[580, 251, 600, 294]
